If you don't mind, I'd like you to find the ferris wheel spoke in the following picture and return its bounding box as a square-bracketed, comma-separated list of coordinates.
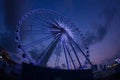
[22, 18, 56, 30]
[42, 18, 54, 26]
[32, 10, 63, 29]
[21, 22, 48, 30]
[23, 34, 55, 49]
[48, 17, 62, 28]
[23, 18, 43, 27]
[24, 14, 46, 25]
[41, 23, 60, 31]
[42, 16, 63, 30]
[62, 42, 69, 69]
[58, 16, 64, 23]
[21, 23, 59, 33]
[42, 17, 65, 30]
[22, 30, 52, 34]
[42, 20, 60, 30]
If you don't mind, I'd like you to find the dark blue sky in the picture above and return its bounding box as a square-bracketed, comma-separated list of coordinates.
[0, 0, 120, 65]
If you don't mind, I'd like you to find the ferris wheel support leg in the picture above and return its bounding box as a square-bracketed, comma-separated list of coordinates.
[64, 43, 76, 69]
[67, 34, 93, 68]
[71, 39, 93, 67]
[69, 40, 83, 69]
[38, 34, 62, 67]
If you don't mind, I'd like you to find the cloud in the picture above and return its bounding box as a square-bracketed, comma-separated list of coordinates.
[84, 8, 118, 46]
[85, 25, 107, 45]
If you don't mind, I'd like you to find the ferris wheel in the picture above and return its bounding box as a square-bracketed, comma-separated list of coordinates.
[16, 9, 93, 70]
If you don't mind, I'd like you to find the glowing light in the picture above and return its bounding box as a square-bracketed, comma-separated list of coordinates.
[115, 58, 120, 64]
[0, 56, 2, 59]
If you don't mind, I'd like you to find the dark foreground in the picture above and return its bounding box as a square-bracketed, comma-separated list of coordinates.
[0, 63, 120, 80]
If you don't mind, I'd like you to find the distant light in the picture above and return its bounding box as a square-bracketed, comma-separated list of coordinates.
[115, 58, 120, 64]
[112, 63, 118, 67]
[0, 56, 2, 59]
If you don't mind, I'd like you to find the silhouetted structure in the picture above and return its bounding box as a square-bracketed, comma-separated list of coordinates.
[22, 63, 93, 80]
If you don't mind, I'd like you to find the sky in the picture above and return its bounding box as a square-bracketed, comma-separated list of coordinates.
[0, 0, 120, 66]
